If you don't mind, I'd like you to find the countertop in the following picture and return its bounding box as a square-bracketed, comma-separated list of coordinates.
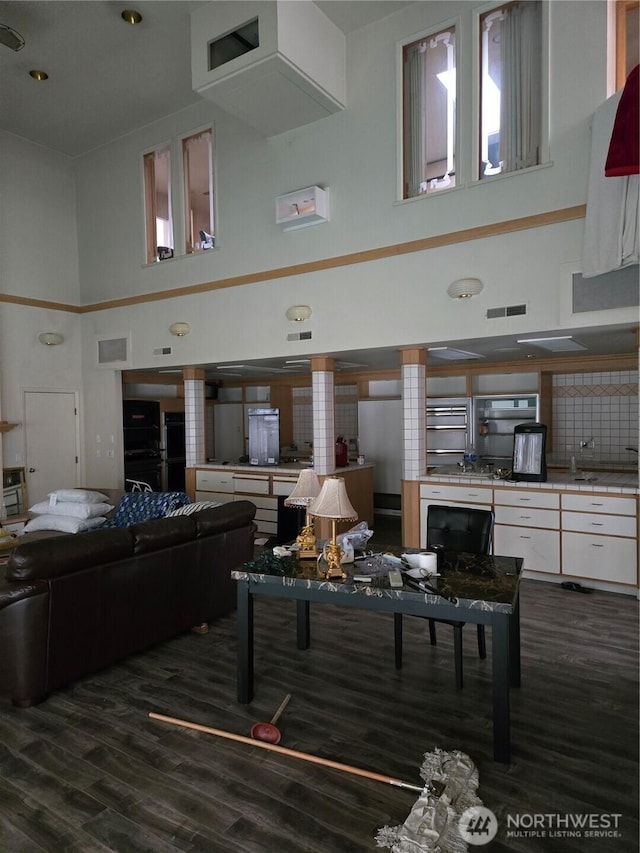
[194, 461, 375, 475]
[420, 468, 638, 495]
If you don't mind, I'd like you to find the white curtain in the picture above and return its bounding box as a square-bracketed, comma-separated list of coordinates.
[404, 43, 426, 198]
[500, 1, 542, 173]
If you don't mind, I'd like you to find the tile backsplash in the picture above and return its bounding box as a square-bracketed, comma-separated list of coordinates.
[552, 370, 638, 465]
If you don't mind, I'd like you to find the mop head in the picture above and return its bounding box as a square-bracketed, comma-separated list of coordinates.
[375, 748, 481, 853]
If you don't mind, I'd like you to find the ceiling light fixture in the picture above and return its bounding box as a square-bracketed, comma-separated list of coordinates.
[29, 70, 49, 81]
[38, 332, 64, 346]
[121, 9, 142, 24]
[0, 23, 25, 51]
[285, 305, 312, 322]
[447, 278, 484, 299]
[169, 322, 190, 337]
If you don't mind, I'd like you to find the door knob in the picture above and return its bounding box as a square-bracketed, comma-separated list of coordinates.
[28, 467, 36, 472]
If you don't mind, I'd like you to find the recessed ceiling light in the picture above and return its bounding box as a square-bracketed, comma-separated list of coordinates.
[29, 70, 48, 81]
[516, 336, 587, 352]
[121, 9, 142, 25]
[428, 347, 484, 361]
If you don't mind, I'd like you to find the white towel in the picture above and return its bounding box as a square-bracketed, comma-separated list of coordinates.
[582, 89, 640, 278]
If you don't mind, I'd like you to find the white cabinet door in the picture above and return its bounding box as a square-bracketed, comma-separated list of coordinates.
[561, 532, 637, 584]
[494, 524, 560, 574]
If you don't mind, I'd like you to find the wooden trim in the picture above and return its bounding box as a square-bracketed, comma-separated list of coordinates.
[616, 1, 640, 89]
[401, 480, 420, 548]
[183, 367, 205, 381]
[0, 206, 586, 314]
[399, 347, 426, 366]
[310, 356, 335, 373]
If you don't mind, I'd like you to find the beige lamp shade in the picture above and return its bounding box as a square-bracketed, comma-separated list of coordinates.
[284, 469, 321, 507]
[308, 477, 357, 521]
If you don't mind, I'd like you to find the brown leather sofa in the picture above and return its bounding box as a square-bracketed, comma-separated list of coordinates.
[0, 500, 256, 707]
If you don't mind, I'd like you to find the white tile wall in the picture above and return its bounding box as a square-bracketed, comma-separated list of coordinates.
[402, 362, 426, 481]
[312, 371, 335, 474]
[552, 370, 638, 464]
[184, 379, 205, 467]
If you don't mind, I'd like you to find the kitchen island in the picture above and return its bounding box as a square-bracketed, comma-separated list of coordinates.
[413, 467, 639, 594]
[185, 462, 374, 542]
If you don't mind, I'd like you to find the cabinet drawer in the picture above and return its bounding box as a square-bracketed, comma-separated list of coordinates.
[561, 494, 637, 516]
[495, 505, 559, 529]
[196, 470, 234, 493]
[255, 520, 278, 535]
[233, 475, 270, 495]
[494, 525, 560, 574]
[254, 507, 278, 524]
[272, 477, 299, 496]
[562, 532, 637, 584]
[419, 484, 493, 504]
[195, 490, 233, 504]
[562, 512, 636, 538]
[494, 488, 559, 509]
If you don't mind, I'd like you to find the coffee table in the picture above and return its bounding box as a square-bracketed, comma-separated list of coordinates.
[232, 549, 522, 763]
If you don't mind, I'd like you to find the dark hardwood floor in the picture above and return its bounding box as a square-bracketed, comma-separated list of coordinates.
[0, 514, 638, 852]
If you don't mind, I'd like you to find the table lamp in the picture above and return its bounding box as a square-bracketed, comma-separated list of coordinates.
[284, 468, 322, 558]
[308, 476, 358, 580]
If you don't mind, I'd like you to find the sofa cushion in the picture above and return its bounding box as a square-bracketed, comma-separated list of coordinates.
[131, 515, 196, 555]
[6, 528, 134, 582]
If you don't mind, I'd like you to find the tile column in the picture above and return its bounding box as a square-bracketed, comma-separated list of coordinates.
[310, 356, 335, 475]
[183, 367, 205, 467]
[400, 347, 426, 481]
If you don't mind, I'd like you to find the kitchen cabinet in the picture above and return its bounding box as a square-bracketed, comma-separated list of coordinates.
[195, 469, 234, 504]
[493, 488, 560, 575]
[561, 493, 637, 585]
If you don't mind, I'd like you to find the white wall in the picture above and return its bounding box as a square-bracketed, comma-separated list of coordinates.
[1, 0, 633, 489]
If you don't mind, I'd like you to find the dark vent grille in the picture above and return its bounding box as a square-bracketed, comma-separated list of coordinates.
[287, 330, 313, 342]
[486, 304, 527, 319]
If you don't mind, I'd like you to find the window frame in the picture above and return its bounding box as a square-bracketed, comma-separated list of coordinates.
[397, 16, 460, 201]
[616, 0, 639, 88]
[473, 0, 550, 183]
[181, 125, 216, 255]
[142, 142, 174, 264]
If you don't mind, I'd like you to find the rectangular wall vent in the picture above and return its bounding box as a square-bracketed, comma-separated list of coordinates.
[287, 330, 313, 342]
[152, 346, 173, 356]
[486, 304, 527, 319]
[97, 336, 128, 365]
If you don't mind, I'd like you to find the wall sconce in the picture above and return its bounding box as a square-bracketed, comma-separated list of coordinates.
[169, 322, 191, 337]
[285, 305, 312, 322]
[447, 278, 484, 299]
[38, 332, 64, 346]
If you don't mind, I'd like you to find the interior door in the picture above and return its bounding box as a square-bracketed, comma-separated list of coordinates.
[357, 399, 403, 494]
[24, 390, 79, 504]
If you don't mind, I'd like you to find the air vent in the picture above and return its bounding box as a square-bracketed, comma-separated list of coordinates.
[572, 266, 639, 313]
[97, 336, 128, 366]
[287, 330, 313, 342]
[153, 346, 173, 356]
[486, 304, 527, 319]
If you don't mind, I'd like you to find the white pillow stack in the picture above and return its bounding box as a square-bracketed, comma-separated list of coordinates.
[24, 489, 113, 534]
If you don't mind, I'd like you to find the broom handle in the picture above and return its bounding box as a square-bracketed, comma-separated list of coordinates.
[149, 712, 423, 793]
[270, 693, 291, 725]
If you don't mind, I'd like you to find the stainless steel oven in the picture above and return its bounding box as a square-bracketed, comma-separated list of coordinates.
[426, 397, 471, 467]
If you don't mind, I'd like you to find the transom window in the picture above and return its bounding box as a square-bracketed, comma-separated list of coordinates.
[183, 129, 214, 254]
[143, 145, 173, 264]
[479, 1, 542, 179]
[402, 24, 457, 199]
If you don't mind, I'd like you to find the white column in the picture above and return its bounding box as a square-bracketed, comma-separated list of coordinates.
[183, 368, 205, 467]
[311, 356, 335, 475]
[401, 348, 426, 481]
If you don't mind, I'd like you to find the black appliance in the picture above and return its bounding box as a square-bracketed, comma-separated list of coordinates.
[163, 411, 186, 492]
[511, 422, 547, 482]
[123, 400, 161, 491]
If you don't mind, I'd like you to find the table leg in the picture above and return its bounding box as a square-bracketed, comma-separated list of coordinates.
[491, 612, 511, 764]
[297, 600, 310, 649]
[237, 580, 254, 704]
[509, 597, 521, 688]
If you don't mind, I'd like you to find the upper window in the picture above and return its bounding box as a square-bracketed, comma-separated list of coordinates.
[402, 24, 457, 199]
[183, 129, 215, 253]
[143, 145, 173, 263]
[479, 1, 542, 180]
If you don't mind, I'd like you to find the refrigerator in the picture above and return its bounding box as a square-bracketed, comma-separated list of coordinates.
[248, 408, 280, 466]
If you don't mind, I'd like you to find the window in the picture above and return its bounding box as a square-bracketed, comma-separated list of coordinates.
[143, 145, 173, 263]
[479, 1, 542, 179]
[402, 25, 457, 199]
[183, 129, 215, 253]
[616, 1, 639, 88]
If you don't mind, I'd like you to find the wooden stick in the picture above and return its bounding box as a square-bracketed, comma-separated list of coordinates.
[149, 711, 424, 793]
[269, 693, 291, 725]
